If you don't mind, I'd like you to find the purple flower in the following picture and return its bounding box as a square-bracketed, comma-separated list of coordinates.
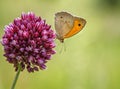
[1, 12, 56, 72]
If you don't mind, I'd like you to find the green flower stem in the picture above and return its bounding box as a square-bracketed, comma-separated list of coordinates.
[11, 64, 21, 89]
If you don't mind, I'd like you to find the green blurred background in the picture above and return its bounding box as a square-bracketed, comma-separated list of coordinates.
[0, 0, 120, 89]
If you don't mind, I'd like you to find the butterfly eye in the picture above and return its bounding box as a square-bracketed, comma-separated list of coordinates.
[78, 24, 81, 26]
[60, 16, 63, 18]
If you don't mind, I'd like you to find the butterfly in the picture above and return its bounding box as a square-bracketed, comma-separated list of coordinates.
[55, 12, 86, 43]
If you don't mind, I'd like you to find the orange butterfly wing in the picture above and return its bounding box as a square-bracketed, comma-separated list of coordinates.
[64, 17, 86, 38]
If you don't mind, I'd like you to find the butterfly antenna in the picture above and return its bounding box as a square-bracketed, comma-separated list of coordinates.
[59, 43, 63, 53]
[63, 42, 66, 52]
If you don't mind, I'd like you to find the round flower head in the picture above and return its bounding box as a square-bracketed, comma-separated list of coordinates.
[1, 12, 56, 72]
